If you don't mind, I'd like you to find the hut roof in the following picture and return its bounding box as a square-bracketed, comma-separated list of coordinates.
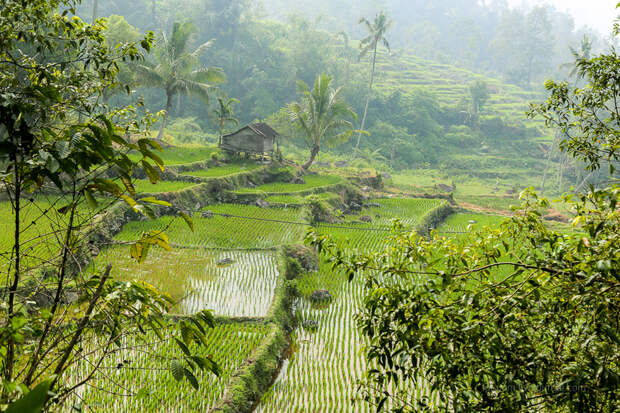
[225, 122, 279, 139]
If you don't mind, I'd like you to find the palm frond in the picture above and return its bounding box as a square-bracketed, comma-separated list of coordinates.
[191, 67, 226, 85]
[133, 64, 166, 88]
[191, 39, 215, 60]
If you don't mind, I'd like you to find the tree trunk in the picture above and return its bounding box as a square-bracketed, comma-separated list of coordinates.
[302, 145, 320, 170]
[157, 92, 173, 141]
[540, 136, 557, 194]
[92, 0, 98, 23]
[4, 160, 20, 385]
[355, 42, 378, 152]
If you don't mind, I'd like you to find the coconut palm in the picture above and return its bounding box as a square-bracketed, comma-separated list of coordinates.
[289, 73, 360, 170]
[212, 96, 239, 145]
[355, 11, 392, 151]
[561, 35, 592, 79]
[135, 21, 225, 140]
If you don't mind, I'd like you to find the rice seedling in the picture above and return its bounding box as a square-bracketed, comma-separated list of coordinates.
[132, 179, 199, 194]
[114, 204, 306, 249]
[0, 196, 92, 278]
[256, 198, 440, 412]
[236, 175, 344, 194]
[128, 146, 220, 166]
[61, 322, 269, 412]
[91, 247, 279, 317]
[264, 195, 304, 204]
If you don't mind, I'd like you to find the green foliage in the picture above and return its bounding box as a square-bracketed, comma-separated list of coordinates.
[134, 21, 225, 139]
[314, 27, 620, 411]
[289, 73, 360, 169]
[164, 117, 206, 144]
[470, 80, 490, 114]
[212, 96, 239, 145]
[528, 49, 620, 172]
[0, 1, 213, 407]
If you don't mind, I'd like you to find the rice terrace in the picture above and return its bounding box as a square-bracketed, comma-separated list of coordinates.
[0, 0, 618, 412]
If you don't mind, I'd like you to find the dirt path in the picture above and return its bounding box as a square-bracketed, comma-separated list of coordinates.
[457, 201, 513, 216]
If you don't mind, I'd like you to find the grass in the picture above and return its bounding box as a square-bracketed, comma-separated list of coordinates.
[236, 175, 343, 194]
[438, 212, 507, 234]
[181, 162, 262, 179]
[114, 204, 306, 249]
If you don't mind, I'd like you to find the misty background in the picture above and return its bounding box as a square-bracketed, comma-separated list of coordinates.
[76, 0, 618, 189]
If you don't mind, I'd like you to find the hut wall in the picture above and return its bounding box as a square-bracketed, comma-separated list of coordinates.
[221, 129, 274, 153]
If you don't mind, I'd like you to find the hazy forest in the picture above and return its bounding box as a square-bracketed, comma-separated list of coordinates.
[0, 0, 618, 412]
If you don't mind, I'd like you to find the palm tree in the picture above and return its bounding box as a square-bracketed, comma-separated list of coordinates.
[563, 35, 592, 79]
[289, 73, 360, 170]
[135, 22, 225, 140]
[212, 96, 239, 145]
[355, 11, 392, 151]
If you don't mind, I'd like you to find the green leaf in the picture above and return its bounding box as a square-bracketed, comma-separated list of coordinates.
[55, 140, 70, 159]
[179, 211, 194, 232]
[142, 160, 160, 184]
[174, 338, 191, 357]
[140, 196, 172, 207]
[5, 379, 53, 413]
[84, 190, 98, 209]
[170, 360, 184, 382]
[120, 195, 138, 208]
[184, 368, 199, 390]
[135, 388, 150, 400]
[120, 175, 135, 196]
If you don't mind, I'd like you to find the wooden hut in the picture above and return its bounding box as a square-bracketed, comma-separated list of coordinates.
[220, 122, 278, 157]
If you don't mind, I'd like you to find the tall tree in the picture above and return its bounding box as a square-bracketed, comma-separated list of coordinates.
[289, 73, 360, 170]
[212, 96, 239, 145]
[355, 10, 392, 151]
[135, 21, 225, 140]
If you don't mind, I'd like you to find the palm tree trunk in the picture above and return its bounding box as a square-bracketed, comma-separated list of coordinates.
[302, 145, 320, 170]
[355, 42, 378, 151]
[540, 137, 557, 194]
[92, 0, 98, 23]
[157, 92, 173, 141]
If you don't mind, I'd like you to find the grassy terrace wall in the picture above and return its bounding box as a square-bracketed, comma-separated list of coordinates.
[414, 200, 454, 236]
[88, 165, 295, 243]
[221, 182, 350, 204]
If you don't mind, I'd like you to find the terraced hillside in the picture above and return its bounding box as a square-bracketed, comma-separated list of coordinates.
[373, 50, 545, 125]
[7, 145, 506, 412]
